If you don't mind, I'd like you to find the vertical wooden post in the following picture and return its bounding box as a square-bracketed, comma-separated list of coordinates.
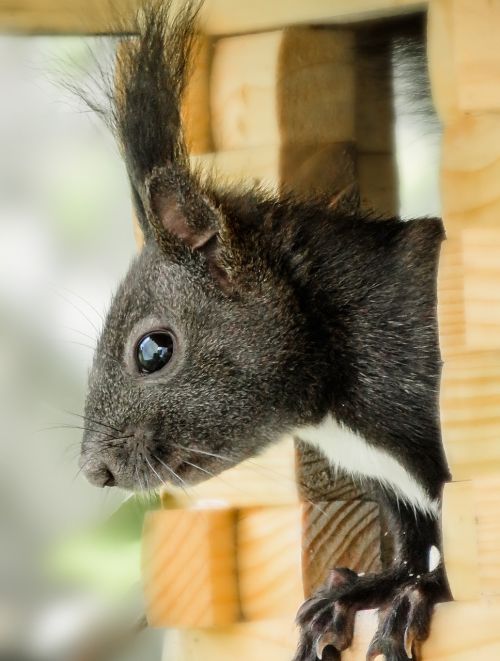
[429, 0, 500, 601]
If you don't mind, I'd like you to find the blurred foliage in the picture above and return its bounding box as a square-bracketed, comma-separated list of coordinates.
[49, 493, 161, 597]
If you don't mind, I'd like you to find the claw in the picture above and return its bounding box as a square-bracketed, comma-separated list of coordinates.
[327, 567, 358, 590]
[315, 632, 336, 659]
[404, 625, 414, 659]
[296, 596, 330, 625]
[366, 641, 382, 661]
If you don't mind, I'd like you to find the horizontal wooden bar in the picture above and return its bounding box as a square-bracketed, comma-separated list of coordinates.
[164, 600, 500, 659]
[0, 0, 427, 36]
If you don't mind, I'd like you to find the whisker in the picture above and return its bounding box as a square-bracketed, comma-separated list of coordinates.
[174, 443, 234, 463]
[38, 424, 115, 438]
[174, 443, 328, 516]
[62, 409, 122, 434]
[60, 285, 104, 324]
[145, 455, 166, 490]
[63, 340, 122, 367]
[52, 288, 100, 336]
[153, 453, 190, 496]
[181, 459, 214, 478]
[62, 326, 98, 344]
[63, 340, 123, 367]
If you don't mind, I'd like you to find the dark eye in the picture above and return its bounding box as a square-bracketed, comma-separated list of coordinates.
[136, 332, 174, 374]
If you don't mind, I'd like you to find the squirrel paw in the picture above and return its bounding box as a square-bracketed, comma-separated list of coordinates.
[292, 567, 448, 661]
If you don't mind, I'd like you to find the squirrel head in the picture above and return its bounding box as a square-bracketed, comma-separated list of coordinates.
[80, 168, 332, 490]
[79, 1, 328, 490]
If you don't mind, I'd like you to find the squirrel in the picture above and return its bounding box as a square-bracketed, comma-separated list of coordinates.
[78, 2, 451, 659]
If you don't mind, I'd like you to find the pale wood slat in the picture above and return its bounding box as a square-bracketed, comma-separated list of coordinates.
[165, 600, 500, 660]
[442, 477, 500, 601]
[0, 0, 427, 36]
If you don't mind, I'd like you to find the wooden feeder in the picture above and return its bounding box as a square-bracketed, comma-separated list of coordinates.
[4, 0, 500, 658]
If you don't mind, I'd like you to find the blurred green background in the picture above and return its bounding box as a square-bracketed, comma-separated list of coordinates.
[0, 35, 163, 661]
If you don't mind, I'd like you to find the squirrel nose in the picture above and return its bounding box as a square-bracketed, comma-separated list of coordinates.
[79, 455, 116, 488]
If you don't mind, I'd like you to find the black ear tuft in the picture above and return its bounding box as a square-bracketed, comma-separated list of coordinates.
[80, 0, 202, 238]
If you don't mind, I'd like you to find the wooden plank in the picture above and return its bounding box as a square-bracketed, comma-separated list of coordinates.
[441, 481, 480, 600]
[345, 600, 500, 660]
[210, 29, 356, 151]
[143, 505, 304, 627]
[295, 441, 385, 596]
[142, 508, 239, 628]
[427, 0, 460, 123]
[302, 500, 382, 596]
[165, 600, 500, 660]
[438, 228, 500, 354]
[441, 114, 500, 228]
[166, 619, 298, 661]
[441, 351, 500, 480]
[437, 235, 466, 358]
[0, 0, 427, 36]
[208, 25, 397, 212]
[442, 477, 500, 600]
[452, 0, 500, 112]
[237, 507, 303, 620]
[182, 35, 214, 155]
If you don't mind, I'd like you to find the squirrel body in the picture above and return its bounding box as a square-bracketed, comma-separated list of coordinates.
[78, 3, 451, 659]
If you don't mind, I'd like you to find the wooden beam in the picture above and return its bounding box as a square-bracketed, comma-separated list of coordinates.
[142, 508, 239, 628]
[451, 0, 500, 112]
[442, 477, 500, 601]
[165, 600, 500, 660]
[166, 618, 298, 661]
[0, 0, 427, 36]
[210, 29, 356, 151]
[441, 351, 500, 480]
[143, 505, 304, 627]
[439, 228, 500, 355]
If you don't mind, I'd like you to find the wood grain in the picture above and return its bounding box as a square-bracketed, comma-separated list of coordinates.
[302, 500, 382, 597]
[182, 35, 214, 155]
[142, 508, 239, 628]
[441, 350, 500, 480]
[441, 115, 500, 228]
[237, 507, 303, 620]
[345, 600, 500, 661]
[442, 477, 500, 600]
[166, 618, 299, 661]
[210, 29, 356, 151]
[452, 0, 500, 112]
[165, 600, 500, 661]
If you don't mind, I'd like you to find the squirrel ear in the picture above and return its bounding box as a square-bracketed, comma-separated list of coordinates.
[151, 189, 217, 251]
[145, 171, 232, 290]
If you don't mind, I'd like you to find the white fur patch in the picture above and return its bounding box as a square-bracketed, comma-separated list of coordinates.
[295, 414, 439, 517]
[429, 545, 441, 571]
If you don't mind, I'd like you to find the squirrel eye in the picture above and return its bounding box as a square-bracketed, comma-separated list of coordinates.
[136, 332, 174, 374]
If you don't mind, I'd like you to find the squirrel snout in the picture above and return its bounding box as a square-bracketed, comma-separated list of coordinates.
[79, 454, 116, 488]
